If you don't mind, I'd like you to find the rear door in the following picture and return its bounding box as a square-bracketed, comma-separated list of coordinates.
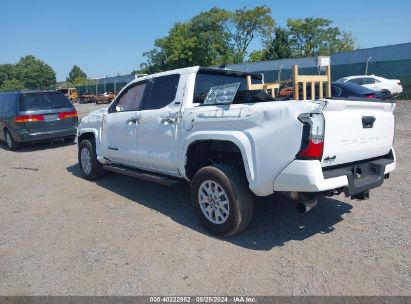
[19, 92, 77, 133]
[321, 100, 395, 167]
[135, 74, 182, 174]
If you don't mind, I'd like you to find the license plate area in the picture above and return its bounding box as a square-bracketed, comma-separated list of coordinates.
[44, 114, 58, 121]
[350, 163, 381, 180]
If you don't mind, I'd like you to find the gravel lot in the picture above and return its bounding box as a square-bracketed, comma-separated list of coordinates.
[0, 101, 410, 296]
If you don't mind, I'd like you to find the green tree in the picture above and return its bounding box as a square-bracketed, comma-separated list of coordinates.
[333, 31, 356, 53]
[190, 8, 235, 66]
[14, 55, 56, 89]
[0, 64, 17, 88]
[224, 6, 275, 62]
[248, 50, 266, 62]
[140, 22, 197, 74]
[0, 56, 56, 92]
[287, 17, 355, 57]
[140, 8, 236, 73]
[138, 6, 276, 72]
[67, 65, 87, 85]
[264, 27, 292, 60]
[0, 79, 23, 92]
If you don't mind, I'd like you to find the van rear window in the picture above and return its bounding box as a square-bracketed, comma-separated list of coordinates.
[20, 92, 72, 111]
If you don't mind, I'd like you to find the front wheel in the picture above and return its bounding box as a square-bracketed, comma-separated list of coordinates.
[78, 139, 105, 180]
[191, 164, 254, 237]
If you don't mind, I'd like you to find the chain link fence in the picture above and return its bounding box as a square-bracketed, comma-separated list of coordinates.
[255, 59, 411, 99]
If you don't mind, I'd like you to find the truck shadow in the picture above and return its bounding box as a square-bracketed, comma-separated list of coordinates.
[67, 164, 353, 251]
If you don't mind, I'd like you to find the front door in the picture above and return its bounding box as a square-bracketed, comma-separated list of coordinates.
[136, 74, 182, 174]
[101, 81, 147, 166]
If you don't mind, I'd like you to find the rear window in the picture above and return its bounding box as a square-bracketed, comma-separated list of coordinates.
[194, 73, 263, 104]
[20, 92, 72, 111]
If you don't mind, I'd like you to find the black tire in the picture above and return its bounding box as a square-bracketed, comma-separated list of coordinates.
[78, 139, 105, 180]
[191, 164, 254, 237]
[4, 129, 20, 151]
[64, 136, 76, 143]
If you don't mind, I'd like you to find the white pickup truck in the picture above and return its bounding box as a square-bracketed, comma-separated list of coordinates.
[77, 66, 396, 236]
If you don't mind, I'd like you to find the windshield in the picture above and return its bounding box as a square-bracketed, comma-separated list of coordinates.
[20, 92, 72, 111]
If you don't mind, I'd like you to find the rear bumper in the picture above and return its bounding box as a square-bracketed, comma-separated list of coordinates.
[12, 127, 77, 143]
[274, 149, 396, 195]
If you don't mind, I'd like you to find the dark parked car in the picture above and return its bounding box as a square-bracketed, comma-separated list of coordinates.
[330, 82, 391, 100]
[285, 82, 391, 100]
[0, 91, 78, 150]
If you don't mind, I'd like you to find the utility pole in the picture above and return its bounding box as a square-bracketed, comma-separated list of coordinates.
[365, 57, 372, 75]
[278, 65, 283, 82]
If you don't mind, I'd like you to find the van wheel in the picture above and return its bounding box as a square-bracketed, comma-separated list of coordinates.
[5, 130, 20, 151]
[78, 139, 105, 180]
[191, 164, 254, 237]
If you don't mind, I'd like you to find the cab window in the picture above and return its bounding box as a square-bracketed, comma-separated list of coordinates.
[141, 74, 180, 110]
[114, 82, 147, 112]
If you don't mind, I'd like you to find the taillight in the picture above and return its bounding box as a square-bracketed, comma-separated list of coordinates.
[397, 81, 401, 86]
[15, 114, 44, 123]
[297, 113, 325, 160]
[367, 94, 375, 99]
[58, 111, 78, 119]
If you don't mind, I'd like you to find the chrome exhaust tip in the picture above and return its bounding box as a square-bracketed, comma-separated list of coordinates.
[296, 195, 318, 213]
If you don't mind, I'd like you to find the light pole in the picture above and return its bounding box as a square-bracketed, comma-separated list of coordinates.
[365, 56, 372, 75]
[278, 65, 284, 82]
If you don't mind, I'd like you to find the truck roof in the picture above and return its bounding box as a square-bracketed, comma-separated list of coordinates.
[127, 66, 263, 87]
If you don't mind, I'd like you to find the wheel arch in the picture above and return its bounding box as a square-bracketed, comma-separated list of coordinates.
[78, 130, 96, 143]
[181, 132, 255, 183]
[78, 129, 102, 157]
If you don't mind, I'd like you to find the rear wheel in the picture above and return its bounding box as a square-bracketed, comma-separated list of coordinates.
[191, 164, 254, 237]
[78, 139, 105, 180]
[4, 130, 20, 151]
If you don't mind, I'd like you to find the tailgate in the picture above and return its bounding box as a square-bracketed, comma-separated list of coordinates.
[321, 99, 395, 167]
[23, 108, 77, 133]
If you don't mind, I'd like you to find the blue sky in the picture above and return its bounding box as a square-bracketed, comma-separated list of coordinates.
[1, 0, 410, 81]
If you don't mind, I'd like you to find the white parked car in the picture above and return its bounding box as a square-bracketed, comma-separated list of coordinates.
[336, 75, 403, 95]
[77, 66, 396, 237]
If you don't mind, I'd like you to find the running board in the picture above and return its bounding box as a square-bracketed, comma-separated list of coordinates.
[103, 164, 180, 186]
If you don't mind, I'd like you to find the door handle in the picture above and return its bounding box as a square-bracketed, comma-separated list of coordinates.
[127, 116, 140, 124]
[160, 117, 177, 125]
[362, 116, 376, 128]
